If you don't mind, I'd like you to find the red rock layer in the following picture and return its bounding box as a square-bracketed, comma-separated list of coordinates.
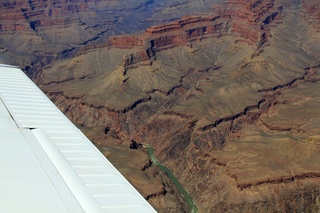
[82, 0, 281, 53]
[116, 0, 281, 66]
[108, 36, 145, 48]
[145, 15, 220, 34]
[0, 1, 29, 31]
[302, 0, 320, 29]
[75, 0, 285, 72]
[0, 0, 120, 32]
[223, 0, 275, 23]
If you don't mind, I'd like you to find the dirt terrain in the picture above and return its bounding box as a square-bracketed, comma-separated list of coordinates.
[1, 0, 320, 212]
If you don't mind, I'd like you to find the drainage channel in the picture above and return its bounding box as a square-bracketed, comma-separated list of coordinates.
[142, 143, 198, 213]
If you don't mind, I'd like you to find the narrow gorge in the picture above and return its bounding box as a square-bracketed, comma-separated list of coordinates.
[1, 0, 320, 212]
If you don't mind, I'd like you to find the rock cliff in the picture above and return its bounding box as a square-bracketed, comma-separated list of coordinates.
[0, 0, 224, 71]
[1, 0, 320, 212]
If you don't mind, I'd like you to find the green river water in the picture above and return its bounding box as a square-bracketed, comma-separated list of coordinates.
[142, 143, 198, 213]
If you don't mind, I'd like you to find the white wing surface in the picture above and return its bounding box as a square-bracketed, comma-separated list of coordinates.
[0, 64, 156, 213]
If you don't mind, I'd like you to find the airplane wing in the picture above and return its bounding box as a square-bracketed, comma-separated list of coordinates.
[0, 64, 156, 213]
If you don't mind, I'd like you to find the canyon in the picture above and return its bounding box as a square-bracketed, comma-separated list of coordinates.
[1, 0, 320, 212]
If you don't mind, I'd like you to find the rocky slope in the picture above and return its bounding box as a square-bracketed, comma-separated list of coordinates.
[1, 0, 320, 212]
[0, 0, 223, 75]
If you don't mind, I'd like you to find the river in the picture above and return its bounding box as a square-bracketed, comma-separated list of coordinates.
[142, 143, 198, 213]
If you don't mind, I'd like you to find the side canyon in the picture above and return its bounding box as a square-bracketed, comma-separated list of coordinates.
[1, 0, 320, 212]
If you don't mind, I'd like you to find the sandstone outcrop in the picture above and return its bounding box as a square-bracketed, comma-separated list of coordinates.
[39, 1, 320, 211]
[2, 0, 320, 212]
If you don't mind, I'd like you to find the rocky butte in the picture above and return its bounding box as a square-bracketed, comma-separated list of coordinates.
[1, 0, 320, 212]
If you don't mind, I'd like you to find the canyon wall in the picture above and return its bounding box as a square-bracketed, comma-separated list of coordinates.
[1, 0, 320, 212]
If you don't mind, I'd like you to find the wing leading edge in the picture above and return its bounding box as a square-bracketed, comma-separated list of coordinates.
[0, 64, 157, 213]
